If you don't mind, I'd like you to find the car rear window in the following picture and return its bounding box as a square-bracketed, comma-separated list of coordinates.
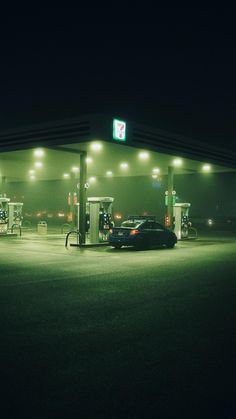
[121, 221, 141, 228]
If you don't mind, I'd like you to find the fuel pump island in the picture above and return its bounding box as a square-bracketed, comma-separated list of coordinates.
[85, 197, 114, 244]
[165, 193, 197, 240]
[0, 195, 23, 236]
[164, 164, 197, 240]
[173, 203, 197, 240]
[66, 196, 114, 247]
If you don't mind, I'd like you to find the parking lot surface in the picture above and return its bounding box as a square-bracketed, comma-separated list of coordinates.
[1, 231, 236, 418]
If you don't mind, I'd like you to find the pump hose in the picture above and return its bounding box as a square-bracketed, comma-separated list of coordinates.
[11, 224, 22, 237]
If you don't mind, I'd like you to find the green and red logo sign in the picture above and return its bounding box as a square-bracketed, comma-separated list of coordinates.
[113, 119, 126, 141]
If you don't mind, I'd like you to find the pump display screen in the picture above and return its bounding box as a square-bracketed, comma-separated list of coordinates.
[0, 210, 8, 222]
[99, 213, 112, 230]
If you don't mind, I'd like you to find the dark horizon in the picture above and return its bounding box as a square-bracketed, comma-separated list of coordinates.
[1, 7, 236, 150]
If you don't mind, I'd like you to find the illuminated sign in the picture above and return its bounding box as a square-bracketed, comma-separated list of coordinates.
[113, 119, 126, 141]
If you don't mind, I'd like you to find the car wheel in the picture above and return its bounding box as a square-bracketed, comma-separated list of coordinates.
[166, 238, 176, 248]
[112, 244, 122, 249]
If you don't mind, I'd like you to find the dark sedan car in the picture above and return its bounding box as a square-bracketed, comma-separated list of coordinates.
[108, 216, 177, 249]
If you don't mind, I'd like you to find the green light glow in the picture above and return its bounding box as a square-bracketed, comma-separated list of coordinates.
[120, 162, 128, 170]
[34, 148, 44, 158]
[90, 142, 102, 151]
[89, 176, 96, 183]
[173, 158, 183, 167]
[34, 161, 43, 168]
[138, 151, 149, 160]
[202, 164, 211, 172]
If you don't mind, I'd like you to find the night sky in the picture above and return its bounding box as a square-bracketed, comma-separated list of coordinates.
[1, 7, 236, 150]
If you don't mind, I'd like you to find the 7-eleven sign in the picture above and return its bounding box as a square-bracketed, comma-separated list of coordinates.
[113, 119, 127, 141]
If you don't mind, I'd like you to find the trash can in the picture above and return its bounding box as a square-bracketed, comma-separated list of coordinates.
[37, 221, 47, 235]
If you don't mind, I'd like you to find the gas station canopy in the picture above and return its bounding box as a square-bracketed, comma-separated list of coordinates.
[0, 113, 236, 182]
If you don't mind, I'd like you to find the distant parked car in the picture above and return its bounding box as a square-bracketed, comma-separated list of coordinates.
[108, 216, 177, 249]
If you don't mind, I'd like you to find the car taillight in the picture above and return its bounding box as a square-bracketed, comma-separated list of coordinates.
[130, 229, 139, 236]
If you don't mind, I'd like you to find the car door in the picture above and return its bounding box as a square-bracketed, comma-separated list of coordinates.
[152, 222, 167, 245]
[138, 221, 156, 246]
[139, 221, 153, 245]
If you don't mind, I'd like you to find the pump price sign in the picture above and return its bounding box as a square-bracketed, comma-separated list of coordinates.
[113, 119, 126, 141]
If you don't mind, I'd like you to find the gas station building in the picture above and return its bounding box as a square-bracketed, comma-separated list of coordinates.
[0, 113, 236, 243]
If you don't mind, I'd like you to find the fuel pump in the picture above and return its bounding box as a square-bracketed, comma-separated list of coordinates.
[173, 203, 191, 240]
[8, 202, 24, 230]
[87, 197, 114, 243]
[77, 197, 114, 244]
[0, 196, 10, 234]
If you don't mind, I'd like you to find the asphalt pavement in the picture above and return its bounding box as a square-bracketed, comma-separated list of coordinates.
[1, 230, 236, 418]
